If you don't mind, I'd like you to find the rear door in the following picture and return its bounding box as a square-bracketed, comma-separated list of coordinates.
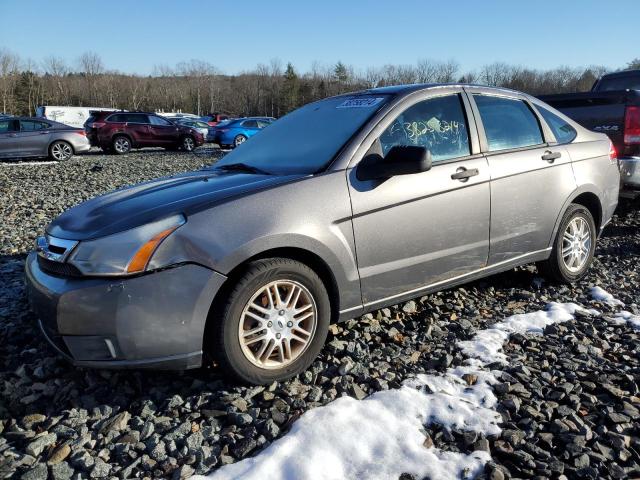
[241, 119, 260, 137]
[348, 89, 490, 306]
[125, 113, 152, 146]
[466, 87, 575, 265]
[0, 119, 20, 157]
[16, 119, 53, 156]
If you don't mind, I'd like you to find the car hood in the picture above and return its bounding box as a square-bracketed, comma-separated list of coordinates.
[47, 169, 305, 240]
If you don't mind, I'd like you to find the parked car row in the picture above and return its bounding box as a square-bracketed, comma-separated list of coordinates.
[209, 117, 276, 148]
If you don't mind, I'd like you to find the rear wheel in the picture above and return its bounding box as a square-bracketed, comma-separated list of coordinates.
[49, 141, 73, 161]
[538, 204, 596, 283]
[112, 135, 131, 155]
[233, 134, 247, 148]
[213, 258, 331, 385]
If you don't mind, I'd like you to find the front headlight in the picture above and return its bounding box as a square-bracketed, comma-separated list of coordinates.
[67, 214, 185, 276]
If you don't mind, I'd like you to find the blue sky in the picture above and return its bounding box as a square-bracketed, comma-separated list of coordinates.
[0, 0, 637, 74]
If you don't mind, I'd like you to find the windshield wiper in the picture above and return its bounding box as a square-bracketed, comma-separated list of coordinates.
[214, 163, 271, 175]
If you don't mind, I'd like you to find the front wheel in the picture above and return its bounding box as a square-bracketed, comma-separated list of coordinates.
[233, 134, 247, 148]
[537, 204, 596, 283]
[213, 258, 331, 385]
[49, 141, 73, 161]
[181, 135, 196, 152]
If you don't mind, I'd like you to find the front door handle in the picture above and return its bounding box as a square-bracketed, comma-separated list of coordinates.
[451, 167, 479, 182]
[541, 151, 561, 162]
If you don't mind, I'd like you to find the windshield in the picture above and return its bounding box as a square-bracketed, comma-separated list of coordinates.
[214, 94, 390, 175]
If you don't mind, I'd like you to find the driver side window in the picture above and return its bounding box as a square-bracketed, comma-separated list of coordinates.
[379, 94, 470, 163]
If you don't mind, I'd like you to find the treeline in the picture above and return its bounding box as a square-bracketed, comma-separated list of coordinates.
[1, 49, 639, 118]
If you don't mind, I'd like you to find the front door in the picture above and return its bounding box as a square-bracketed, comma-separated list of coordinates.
[467, 90, 576, 264]
[148, 115, 180, 145]
[0, 119, 19, 157]
[348, 91, 491, 307]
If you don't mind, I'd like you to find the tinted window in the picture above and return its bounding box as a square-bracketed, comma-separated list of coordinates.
[126, 114, 149, 123]
[149, 115, 172, 126]
[0, 120, 16, 133]
[107, 114, 126, 123]
[242, 120, 258, 128]
[536, 105, 577, 144]
[595, 74, 640, 92]
[474, 95, 543, 151]
[379, 94, 470, 162]
[20, 120, 50, 131]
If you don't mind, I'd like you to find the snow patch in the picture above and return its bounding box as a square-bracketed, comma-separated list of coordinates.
[612, 311, 640, 330]
[201, 302, 586, 480]
[590, 286, 625, 307]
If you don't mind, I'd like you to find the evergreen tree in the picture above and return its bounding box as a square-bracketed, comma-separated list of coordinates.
[334, 61, 349, 83]
[282, 62, 298, 113]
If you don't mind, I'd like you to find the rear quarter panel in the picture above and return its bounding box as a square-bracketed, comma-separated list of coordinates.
[567, 137, 620, 231]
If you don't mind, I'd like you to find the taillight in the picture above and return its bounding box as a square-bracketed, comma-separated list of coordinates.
[623, 105, 640, 145]
[91, 122, 106, 129]
[75, 130, 87, 136]
[609, 141, 618, 164]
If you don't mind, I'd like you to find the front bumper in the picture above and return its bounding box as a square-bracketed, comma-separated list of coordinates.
[25, 253, 227, 370]
[620, 157, 640, 188]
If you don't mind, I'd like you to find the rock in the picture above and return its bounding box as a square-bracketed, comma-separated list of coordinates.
[172, 464, 194, 480]
[21, 464, 48, 480]
[49, 461, 74, 480]
[462, 373, 478, 385]
[89, 458, 110, 478]
[402, 301, 417, 314]
[26, 433, 57, 457]
[350, 384, 367, 401]
[47, 444, 71, 464]
[99, 411, 130, 433]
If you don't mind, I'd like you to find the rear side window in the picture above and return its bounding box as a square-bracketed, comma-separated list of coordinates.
[126, 114, 149, 123]
[242, 120, 258, 128]
[378, 94, 471, 162]
[474, 95, 543, 152]
[536, 105, 577, 144]
[0, 120, 16, 132]
[20, 120, 50, 131]
[107, 114, 126, 122]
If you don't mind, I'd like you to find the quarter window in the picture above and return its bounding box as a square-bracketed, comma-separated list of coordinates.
[536, 105, 577, 144]
[474, 95, 543, 151]
[379, 94, 471, 162]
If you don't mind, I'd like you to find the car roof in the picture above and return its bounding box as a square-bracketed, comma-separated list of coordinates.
[599, 69, 640, 79]
[359, 82, 525, 98]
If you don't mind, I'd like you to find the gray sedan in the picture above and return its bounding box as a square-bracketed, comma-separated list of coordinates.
[0, 117, 90, 161]
[25, 84, 620, 385]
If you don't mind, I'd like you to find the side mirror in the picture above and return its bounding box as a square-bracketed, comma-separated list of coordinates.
[356, 145, 432, 181]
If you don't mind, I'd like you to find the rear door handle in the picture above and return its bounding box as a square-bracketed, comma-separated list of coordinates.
[451, 167, 479, 182]
[541, 151, 561, 162]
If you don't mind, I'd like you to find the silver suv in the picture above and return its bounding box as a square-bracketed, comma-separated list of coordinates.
[26, 84, 620, 385]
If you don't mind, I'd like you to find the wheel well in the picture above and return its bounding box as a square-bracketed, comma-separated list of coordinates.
[572, 192, 602, 230]
[203, 248, 341, 359]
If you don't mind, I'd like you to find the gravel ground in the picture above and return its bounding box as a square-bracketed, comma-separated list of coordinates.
[0, 151, 638, 479]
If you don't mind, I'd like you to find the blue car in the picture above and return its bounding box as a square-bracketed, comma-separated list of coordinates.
[211, 117, 275, 148]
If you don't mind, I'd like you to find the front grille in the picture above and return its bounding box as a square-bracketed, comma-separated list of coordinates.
[37, 255, 83, 277]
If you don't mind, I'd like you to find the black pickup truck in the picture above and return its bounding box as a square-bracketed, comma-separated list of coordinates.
[539, 70, 640, 196]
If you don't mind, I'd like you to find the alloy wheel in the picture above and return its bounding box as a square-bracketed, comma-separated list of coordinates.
[238, 280, 317, 369]
[234, 135, 246, 147]
[51, 142, 72, 161]
[561, 216, 591, 273]
[183, 136, 195, 151]
[114, 137, 130, 153]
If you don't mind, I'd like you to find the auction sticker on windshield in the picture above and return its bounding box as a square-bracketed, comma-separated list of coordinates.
[337, 97, 385, 108]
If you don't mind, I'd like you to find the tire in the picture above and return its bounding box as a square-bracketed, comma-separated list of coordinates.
[213, 258, 331, 385]
[233, 134, 247, 148]
[181, 135, 196, 152]
[112, 135, 131, 155]
[537, 204, 596, 283]
[49, 141, 73, 161]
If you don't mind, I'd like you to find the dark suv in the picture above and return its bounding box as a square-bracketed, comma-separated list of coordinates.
[85, 112, 205, 154]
